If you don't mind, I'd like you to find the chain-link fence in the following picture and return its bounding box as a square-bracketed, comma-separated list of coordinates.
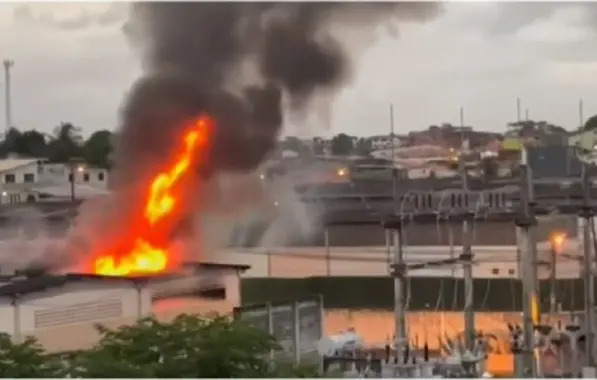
[233, 296, 324, 364]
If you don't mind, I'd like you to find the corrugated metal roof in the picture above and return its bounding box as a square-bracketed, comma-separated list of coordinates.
[0, 159, 39, 173]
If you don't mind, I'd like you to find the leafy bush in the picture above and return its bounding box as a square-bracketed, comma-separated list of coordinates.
[0, 314, 322, 378]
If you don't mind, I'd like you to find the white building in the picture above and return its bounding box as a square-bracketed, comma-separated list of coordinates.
[0, 261, 249, 352]
[0, 159, 109, 204]
[368, 134, 403, 151]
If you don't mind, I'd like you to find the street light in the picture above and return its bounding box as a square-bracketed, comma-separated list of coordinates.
[549, 232, 567, 314]
[68, 158, 85, 202]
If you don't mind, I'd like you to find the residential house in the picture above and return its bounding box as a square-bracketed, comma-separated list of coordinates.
[568, 128, 597, 152]
[0, 159, 109, 204]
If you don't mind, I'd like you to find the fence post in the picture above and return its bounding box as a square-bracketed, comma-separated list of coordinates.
[267, 302, 274, 360]
[293, 301, 301, 364]
[267, 249, 272, 277]
[325, 228, 331, 276]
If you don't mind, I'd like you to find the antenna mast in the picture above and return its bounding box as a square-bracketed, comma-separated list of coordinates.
[3, 59, 14, 136]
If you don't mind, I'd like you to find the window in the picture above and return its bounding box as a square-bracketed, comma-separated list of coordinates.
[4, 174, 15, 184]
[98, 172, 105, 181]
[23, 173, 34, 183]
[83, 173, 90, 182]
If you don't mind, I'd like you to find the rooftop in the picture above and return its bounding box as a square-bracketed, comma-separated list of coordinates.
[0, 158, 42, 173]
[0, 261, 251, 298]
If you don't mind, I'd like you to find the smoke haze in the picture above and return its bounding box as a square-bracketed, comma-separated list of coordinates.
[33, 2, 443, 272]
[113, 2, 443, 184]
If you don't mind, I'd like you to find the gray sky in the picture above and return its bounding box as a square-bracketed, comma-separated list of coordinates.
[2, 2, 597, 139]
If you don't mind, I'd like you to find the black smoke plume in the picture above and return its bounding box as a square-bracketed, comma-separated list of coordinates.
[112, 1, 443, 186]
[47, 2, 443, 273]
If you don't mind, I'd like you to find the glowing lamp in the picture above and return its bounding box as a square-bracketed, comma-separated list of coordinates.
[550, 232, 566, 254]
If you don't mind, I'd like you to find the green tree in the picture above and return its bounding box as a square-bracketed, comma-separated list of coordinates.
[355, 137, 372, 156]
[585, 114, 597, 131]
[47, 122, 84, 163]
[330, 133, 354, 155]
[0, 128, 49, 158]
[70, 315, 280, 378]
[14, 130, 48, 158]
[312, 138, 325, 155]
[0, 334, 62, 377]
[83, 130, 114, 169]
[0, 127, 22, 157]
[280, 136, 310, 156]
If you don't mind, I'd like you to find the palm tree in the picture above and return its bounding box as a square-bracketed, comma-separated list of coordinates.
[47, 122, 84, 162]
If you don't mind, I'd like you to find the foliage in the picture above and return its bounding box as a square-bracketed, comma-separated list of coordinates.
[354, 137, 372, 156]
[47, 122, 84, 162]
[585, 114, 597, 132]
[0, 128, 49, 158]
[83, 130, 114, 169]
[280, 136, 310, 156]
[0, 334, 62, 377]
[70, 314, 281, 378]
[311, 138, 325, 155]
[330, 133, 354, 155]
[0, 123, 114, 169]
[0, 314, 324, 378]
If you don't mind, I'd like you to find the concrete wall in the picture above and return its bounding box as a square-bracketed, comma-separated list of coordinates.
[40, 163, 108, 188]
[0, 269, 243, 352]
[209, 242, 582, 279]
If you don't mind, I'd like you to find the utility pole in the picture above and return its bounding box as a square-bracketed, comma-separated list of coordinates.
[461, 212, 475, 352]
[3, 59, 14, 135]
[385, 218, 407, 368]
[549, 232, 565, 315]
[517, 97, 522, 123]
[579, 98, 596, 369]
[459, 106, 474, 352]
[390, 104, 398, 214]
[515, 145, 539, 377]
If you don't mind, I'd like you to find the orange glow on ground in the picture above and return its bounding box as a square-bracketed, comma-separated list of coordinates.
[93, 115, 213, 277]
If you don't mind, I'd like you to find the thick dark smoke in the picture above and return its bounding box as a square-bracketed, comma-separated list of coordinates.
[112, 2, 443, 186]
[22, 2, 445, 273]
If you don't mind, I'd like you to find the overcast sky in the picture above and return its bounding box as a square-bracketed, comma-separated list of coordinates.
[1, 1, 597, 138]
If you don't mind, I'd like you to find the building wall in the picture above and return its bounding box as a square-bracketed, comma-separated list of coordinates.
[0, 163, 40, 185]
[0, 298, 14, 335]
[0, 270, 243, 352]
[0, 281, 149, 352]
[40, 163, 108, 188]
[569, 129, 597, 151]
[0, 162, 41, 204]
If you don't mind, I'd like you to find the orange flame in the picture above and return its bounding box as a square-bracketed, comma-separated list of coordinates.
[93, 115, 213, 276]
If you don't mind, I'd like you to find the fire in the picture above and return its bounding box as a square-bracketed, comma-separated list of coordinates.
[93, 115, 213, 276]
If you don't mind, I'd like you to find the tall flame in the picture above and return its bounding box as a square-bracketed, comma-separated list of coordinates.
[93, 115, 213, 276]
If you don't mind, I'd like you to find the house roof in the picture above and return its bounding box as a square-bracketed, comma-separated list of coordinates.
[182, 261, 251, 271]
[0, 262, 251, 298]
[0, 273, 147, 298]
[0, 159, 40, 173]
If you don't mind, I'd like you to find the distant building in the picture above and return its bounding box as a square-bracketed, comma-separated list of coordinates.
[527, 146, 583, 179]
[312, 137, 333, 156]
[506, 120, 569, 147]
[367, 134, 404, 150]
[407, 123, 497, 150]
[568, 128, 597, 152]
[0, 159, 109, 205]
